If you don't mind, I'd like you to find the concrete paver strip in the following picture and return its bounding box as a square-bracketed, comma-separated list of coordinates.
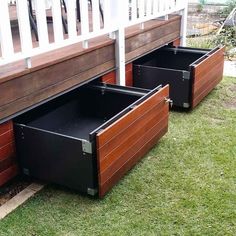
[224, 60, 236, 77]
[0, 183, 44, 220]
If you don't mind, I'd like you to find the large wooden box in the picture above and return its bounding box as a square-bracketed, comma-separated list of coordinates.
[14, 83, 169, 198]
[133, 46, 225, 108]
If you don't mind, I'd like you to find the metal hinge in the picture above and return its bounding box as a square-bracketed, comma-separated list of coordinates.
[182, 71, 190, 80]
[165, 97, 173, 108]
[20, 126, 25, 140]
[87, 188, 98, 196]
[82, 140, 92, 154]
[23, 168, 30, 176]
[183, 103, 190, 108]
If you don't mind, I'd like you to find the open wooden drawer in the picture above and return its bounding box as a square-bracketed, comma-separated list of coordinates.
[133, 46, 225, 108]
[14, 82, 170, 198]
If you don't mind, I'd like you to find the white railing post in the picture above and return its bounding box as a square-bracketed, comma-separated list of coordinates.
[180, 0, 188, 46]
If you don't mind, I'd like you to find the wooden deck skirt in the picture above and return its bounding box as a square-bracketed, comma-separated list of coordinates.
[0, 15, 181, 123]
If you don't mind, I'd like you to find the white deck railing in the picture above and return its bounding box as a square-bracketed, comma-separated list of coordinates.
[0, 0, 188, 84]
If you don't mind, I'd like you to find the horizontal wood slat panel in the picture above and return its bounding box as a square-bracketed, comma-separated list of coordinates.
[100, 106, 168, 176]
[0, 156, 16, 173]
[0, 130, 14, 148]
[97, 86, 169, 197]
[97, 85, 169, 148]
[99, 124, 168, 197]
[193, 47, 225, 76]
[0, 121, 13, 134]
[192, 73, 223, 108]
[193, 60, 224, 98]
[193, 55, 224, 89]
[0, 164, 18, 186]
[100, 113, 169, 185]
[98, 98, 167, 164]
[0, 142, 15, 161]
[192, 47, 224, 108]
[126, 20, 181, 53]
[0, 45, 115, 108]
[0, 60, 115, 120]
[126, 31, 180, 62]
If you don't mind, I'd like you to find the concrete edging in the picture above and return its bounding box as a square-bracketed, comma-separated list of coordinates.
[0, 183, 44, 220]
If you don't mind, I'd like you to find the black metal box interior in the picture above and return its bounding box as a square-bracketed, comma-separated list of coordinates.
[133, 46, 214, 108]
[14, 82, 156, 196]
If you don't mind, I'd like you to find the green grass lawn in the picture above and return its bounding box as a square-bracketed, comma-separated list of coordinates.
[0, 77, 235, 236]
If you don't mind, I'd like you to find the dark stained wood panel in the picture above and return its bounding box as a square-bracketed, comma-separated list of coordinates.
[0, 45, 115, 108]
[0, 60, 115, 120]
[191, 46, 225, 108]
[96, 85, 169, 198]
[125, 16, 181, 62]
[0, 142, 15, 162]
[0, 130, 14, 148]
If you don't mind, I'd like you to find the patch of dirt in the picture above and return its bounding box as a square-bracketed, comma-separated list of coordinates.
[210, 117, 225, 124]
[0, 177, 31, 207]
[229, 84, 236, 93]
[224, 97, 236, 110]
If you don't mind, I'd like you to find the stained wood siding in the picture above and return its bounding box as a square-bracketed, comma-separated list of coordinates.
[0, 121, 17, 186]
[191, 46, 225, 108]
[96, 85, 169, 198]
[125, 16, 181, 62]
[101, 63, 133, 86]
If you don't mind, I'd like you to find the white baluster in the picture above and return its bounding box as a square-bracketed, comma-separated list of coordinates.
[146, 0, 152, 17]
[131, 0, 137, 22]
[153, 0, 158, 16]
[80, 0, 89, 34]
[91, 0, 100, 32]
[103, 0, 111, 29]
[67, 0, 77, 39]
[34, 0, 49, 48]
[51, 0, 64, 43]
[0, 1, 14, 59]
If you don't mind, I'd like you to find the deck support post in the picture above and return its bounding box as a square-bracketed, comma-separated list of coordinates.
[115, 28, 126, 86]
[110, 0, 126, 86]
[25, 57, 32, 69]
[140, 23, 144, 30]
[82, 40, 89, 49]
[180, 1, 188, 47]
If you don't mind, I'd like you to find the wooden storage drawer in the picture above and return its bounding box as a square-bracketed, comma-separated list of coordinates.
[14, 82, 170, 198]
[133, 46, 225, 108]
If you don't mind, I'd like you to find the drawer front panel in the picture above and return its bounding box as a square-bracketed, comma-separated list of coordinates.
[96, 85, 169, 197]
[191, 46, 225, 108]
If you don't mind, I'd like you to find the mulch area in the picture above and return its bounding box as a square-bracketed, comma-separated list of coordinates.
[0, 176, 31, 207]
